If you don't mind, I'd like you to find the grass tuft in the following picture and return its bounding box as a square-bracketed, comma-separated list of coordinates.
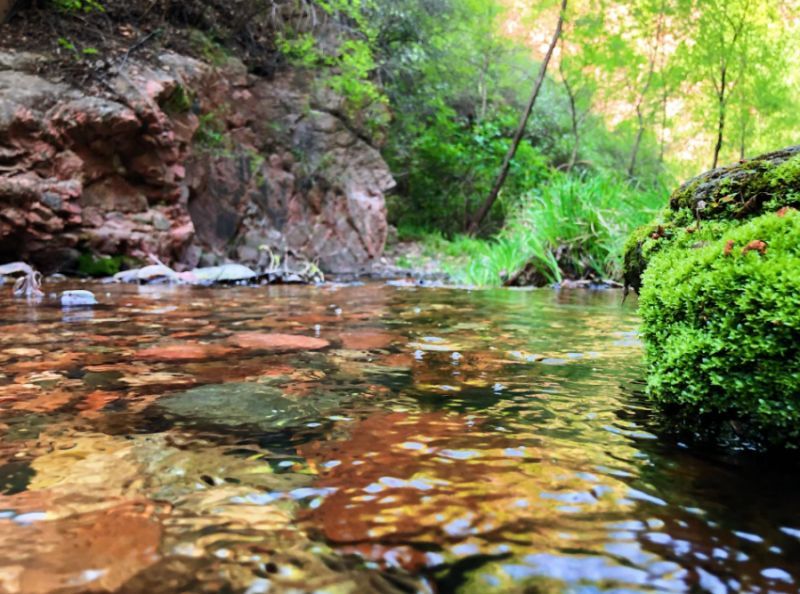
[415, 172, 668, 286]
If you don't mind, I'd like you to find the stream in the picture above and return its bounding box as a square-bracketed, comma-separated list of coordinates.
[0, 282, 798, 593]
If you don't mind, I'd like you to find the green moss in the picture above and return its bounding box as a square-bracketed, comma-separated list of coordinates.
[639, 209, 800, 447]
[763, 155, 800, 211]
[188, 29, 231, 66]
[193, 111, 231, 154]
[624, 147, 800, 447]
[77, 253, 137, 277]
[627, 151, 800, 289]
[768, 154, 800, 186]
[161, 84, 194, 115]
[622, 222, 657, 292]
[669, 177, 703, 211]
[665, 153, 800, 225]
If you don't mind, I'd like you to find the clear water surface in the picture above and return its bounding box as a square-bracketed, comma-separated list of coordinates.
[0, 282, 797, 594]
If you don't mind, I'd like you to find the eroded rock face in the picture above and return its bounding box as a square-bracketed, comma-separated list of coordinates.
[0, 50, 394, 274]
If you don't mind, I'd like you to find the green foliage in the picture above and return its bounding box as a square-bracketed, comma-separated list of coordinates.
[277, 34, 322, 68]
[275, 2, 388, 132]
[444, 233, 560, 287]
[389, 104, 550, 233]
[639, 209, 800, 447]
[77, 253, 130, 277]
[376, 0, 673, 236]
[327, 39, 386, 114]
[425, 172, 667, 286]
[194, 112, 227, 150]
[57, 37, 101, 60]
[51, 0, 103, 13]
[161, 84, 194, 115]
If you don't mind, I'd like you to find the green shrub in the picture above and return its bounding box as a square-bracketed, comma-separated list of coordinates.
[431, 172, 667, 287]
[639, 209, 800, 447]
[388, 106, 551, 234]
[77, 253, 126, 277]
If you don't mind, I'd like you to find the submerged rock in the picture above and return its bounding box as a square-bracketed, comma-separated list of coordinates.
[59, 290, 97, 307]
[156, 382, 344, 432]
[624, 146, 800, 447]
[227, 332, 330, 352]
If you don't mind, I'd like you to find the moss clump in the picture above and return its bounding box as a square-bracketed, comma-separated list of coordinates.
[626, 145, 800, 447]
[622, 205, 698, 292]
[669, 151, 800, 218]
[161, 84, 194, 115]
[187, 29, 231, 66]
[78, 253, 138, 277]
[625, 149, 800, 293]
[639, 209, 800, 447]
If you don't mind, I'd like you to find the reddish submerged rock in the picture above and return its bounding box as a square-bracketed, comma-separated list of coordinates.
[135, 342, 234, 362]
[227, 332, 330, 352]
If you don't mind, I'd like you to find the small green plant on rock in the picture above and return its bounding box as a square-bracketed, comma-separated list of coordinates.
[52, 0, 104, 12]
[194, 111, 229, 152]
[57, 36, 101, 60]
[161, 84, 194, 116]
[77, 253, 139, 277]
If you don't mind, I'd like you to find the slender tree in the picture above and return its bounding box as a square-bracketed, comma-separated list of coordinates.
[467, 0, 567, 234]
[685, 0, 752, 168]
[557, 35, 592, 172]
[559, 54, 581, 172]
[627, 0, 666, 177]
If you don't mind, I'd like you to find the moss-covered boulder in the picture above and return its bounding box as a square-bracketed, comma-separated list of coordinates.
[624, 146, 800, 447]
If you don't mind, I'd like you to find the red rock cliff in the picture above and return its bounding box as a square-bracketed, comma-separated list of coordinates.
[0, 49, 395, 274]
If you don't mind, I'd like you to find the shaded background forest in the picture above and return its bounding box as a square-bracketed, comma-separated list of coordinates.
[369, 0, 800, 284]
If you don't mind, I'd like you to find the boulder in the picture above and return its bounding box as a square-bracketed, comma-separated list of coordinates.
[156, 381, 345, 433]
[624, 146, 800, 447]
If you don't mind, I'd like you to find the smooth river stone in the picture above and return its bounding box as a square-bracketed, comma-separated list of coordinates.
[60, 290, 98, 307]
[157, 382, 344, 432]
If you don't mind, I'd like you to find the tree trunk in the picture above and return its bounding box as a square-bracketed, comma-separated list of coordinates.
[628, 105, 646, 177]
[467, 0, 567, 234]
[712, 66, 727, 169]
[560, 55, 580, 172]
[659, 88, 668, 163]
[627, 7, 663, 178]
[478, 53, 490, 121]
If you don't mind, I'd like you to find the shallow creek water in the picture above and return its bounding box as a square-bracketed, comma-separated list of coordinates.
[0, 282, 798, 594]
